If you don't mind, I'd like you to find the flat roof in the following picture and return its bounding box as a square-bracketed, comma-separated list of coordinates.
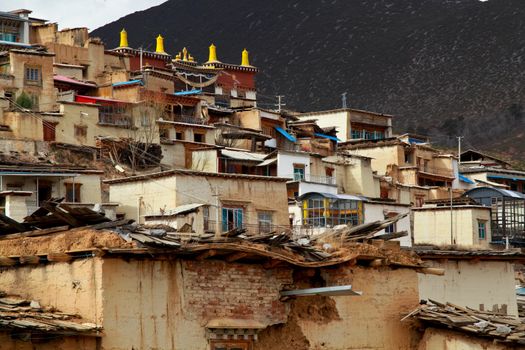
[297, 108, 393, 118]
[104, 168, 289, 185]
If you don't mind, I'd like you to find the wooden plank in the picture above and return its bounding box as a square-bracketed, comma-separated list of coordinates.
[0, 226, 69, 241]
[0, 256, 16, 266]
[19, 256, 40, 265]
[0, 213, 26, 232]
[225, 252, 249, 262]
[42, 203, 82, 227]
[195, 250, 217, 261]
[90, 219, 133, 230]
[263, 259, 284, 269]
[47, 253, 73, 262]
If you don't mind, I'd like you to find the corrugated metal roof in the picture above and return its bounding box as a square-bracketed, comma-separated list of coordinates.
[297, 192, 366, 201]
[464, 187, 525, 199]
[256, 158, 277, 167]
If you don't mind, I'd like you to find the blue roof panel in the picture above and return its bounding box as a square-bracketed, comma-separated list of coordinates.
[314, 132, 340, 142]
[174, 89, 202, 96]
[458, 174, 475, 184]
[112, 79, 144, 87]
[275, 126, 297, 142]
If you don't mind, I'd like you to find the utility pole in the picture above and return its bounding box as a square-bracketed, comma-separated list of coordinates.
[341, 92, 347, 109]
[457, 136, 463, 164]
[276, 95, 285, 113]
[139, 47, 143, 72]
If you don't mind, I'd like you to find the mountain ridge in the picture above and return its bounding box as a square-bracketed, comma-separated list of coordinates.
[92, 0, 525, 158]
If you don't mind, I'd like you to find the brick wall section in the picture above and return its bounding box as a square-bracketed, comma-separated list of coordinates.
[183, 260, 293, 324]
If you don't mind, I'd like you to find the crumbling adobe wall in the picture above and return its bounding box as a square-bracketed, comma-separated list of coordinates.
[0, 258, 104, 324]
[418, 328, 512, 350]
[100, 258, 293, 350]
[257, 264, 420, 350]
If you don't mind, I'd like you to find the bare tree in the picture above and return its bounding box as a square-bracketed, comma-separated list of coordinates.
[126, 100, 164, 174]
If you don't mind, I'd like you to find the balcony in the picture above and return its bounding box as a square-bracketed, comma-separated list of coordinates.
[98, 113, 133, 128]
[171, 114, 206, 125]
[417, 165, 454, 178]
[286, 173, 336, 185]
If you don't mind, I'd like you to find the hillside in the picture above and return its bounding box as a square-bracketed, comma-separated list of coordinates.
[92, 0, 525, 158]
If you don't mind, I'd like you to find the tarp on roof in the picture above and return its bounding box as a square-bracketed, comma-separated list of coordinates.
[458, 174, 475, 184]
[221, 149, 267, 162]
[174, 89, 202, 96]
[297, 192, 366, 202]
[275, 126, 297, 142]
[314, 132, 340, 142]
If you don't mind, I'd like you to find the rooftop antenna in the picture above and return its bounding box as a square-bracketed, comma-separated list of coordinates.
[276, 95, 286, 113]
[341, 92, 347, 109]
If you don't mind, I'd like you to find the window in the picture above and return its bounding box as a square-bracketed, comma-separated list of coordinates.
[325, 167, 334, 177]
[415, 196, 425, 207]
[175, 131, 184, 140]
[194, 133, 204, 143]
[373, 131, 384, 140]
[405, 151, 414, 165]
[478, 220, 487, 240]
[159, 128, 169, 140]
[222, 207, 243, 232]
[293, 163, 305, 181]
[258, 211, 273, 233]
[65, 183, 81, 203]
[25, 66, 41, 85]
[351, 129, 362, 139]
[203, 206, 210, 232]
[385, 223, 396, 234]
[0, 197, 5, 215]
[140, 113, 151, 127]
[303, 197, 362, 228]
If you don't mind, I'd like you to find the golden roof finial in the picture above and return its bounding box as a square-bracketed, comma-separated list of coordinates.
[241, 48, 251, 66]
[155, 34, 165, 54]
[119, 28, 129, 48]
[188, 54, 194, 62]
[182, 47, 188, 61]
[207, 43, 220, 63]
[175, 52, 181, 60]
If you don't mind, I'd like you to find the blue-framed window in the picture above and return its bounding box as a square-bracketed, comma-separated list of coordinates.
[478, 220, 487, 240]
[222, 207, 243, 232]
